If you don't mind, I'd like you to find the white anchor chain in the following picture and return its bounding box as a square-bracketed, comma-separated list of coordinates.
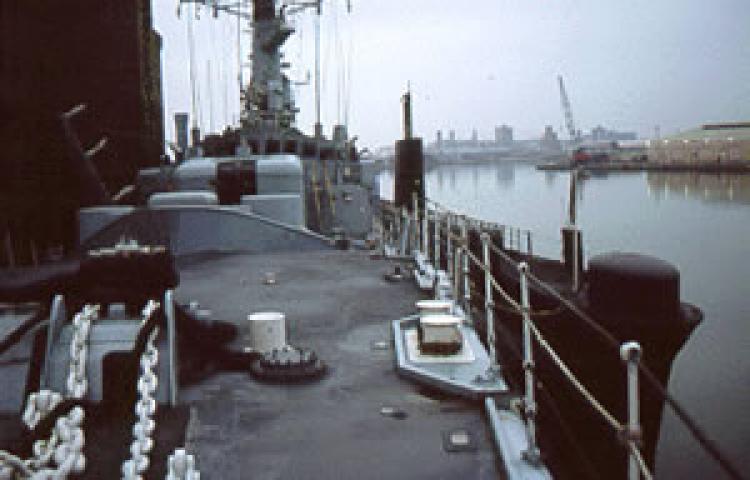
[26, 406, 86, 478]
[21, 390, 63, 430]
[2, 300, 201, 479]
[165, 449, 200, 480]
[122, 300, 161, 480]
[66, 304, 99, 399]
[0, 304, 99, 480]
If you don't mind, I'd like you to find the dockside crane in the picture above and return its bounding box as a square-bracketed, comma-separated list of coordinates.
[557, 75, 581, 145]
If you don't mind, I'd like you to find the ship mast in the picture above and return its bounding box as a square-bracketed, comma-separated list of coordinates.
[178, 0, 321, 134]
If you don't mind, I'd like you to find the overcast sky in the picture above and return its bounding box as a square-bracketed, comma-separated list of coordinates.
[154, 0, 750, 148]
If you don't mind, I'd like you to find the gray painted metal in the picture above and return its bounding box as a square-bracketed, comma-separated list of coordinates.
[331, 184, 373, 238]
[485, 397, 553, 480]
[240, 194, 304, 226]
[45, 318, 172, 404]
[44, 292, 178, 405]
[78, 206, 135, 245]
[79, 205, 332, 256]
[392, 315, 508, 400]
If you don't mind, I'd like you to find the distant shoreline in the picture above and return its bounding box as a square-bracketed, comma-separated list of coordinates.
[536, 161, 750, 174]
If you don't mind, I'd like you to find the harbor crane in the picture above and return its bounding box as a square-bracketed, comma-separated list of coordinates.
[557, 75, 581, 144]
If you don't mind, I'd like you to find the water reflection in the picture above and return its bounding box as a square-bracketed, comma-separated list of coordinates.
[495, 163, 515, 187]
[647, 172, 750, 205]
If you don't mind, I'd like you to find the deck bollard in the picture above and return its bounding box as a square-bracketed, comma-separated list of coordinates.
[519, 262, 542, 465]
[481, 233, 497, 370]
[621, 342, 643, 480]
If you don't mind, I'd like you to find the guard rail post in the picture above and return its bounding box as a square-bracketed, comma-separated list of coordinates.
[453, 246, 462, 304]
[421, 208, 428, 259]
[481, 233, 497, 371]
[412, 192, 419, 255]
[434, 210, 441, 271]
[519, 262, 542, 465]
[526, 230, 533, 256]
[461, 220, 471, 319]
[621, 341, 643, 480]
[446, 214, 453, 279]
[398, 207, 405, 255]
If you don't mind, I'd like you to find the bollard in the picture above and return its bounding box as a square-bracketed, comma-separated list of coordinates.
[519, 262, 541, 465]
[481, 233, 497, 370]
[621, 342, 643, 480]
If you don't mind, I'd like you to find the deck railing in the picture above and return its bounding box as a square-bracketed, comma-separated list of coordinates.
[381, 195, 741, 480]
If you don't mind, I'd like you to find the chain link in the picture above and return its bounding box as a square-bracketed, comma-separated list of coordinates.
[122, 301, 161, 480]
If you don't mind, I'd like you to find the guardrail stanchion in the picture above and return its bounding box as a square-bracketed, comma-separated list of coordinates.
[412, 192, 419, 255]
[422, 208, 428, 259]
[461, 220, 471, 319]
[434, 210, 441, 271]
[454, 245, 462, 303]
[400, 207, 408, 255]
[621, 342, 643, 480]
[481, 233, 497, 371]
[519, 262, 542, 465]
[447, 214, 453, 280]
[526, 230, 533, 256]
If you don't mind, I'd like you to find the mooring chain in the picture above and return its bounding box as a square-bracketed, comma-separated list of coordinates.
[122, 301, 161, 480]
[66, 304, 100, 399]
[0, 304, 100, 480]
[21, 390, 63, 431]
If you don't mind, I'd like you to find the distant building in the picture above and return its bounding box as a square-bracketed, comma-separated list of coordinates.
[449, 130, 456, 142]
[471, 129, 478, 145]
[585, 125, 637, 142]
[647, 123, 750, 163]
[494, 125, 513, 145]
[540, 125, 561, 151]
[436, 130, 443, 148]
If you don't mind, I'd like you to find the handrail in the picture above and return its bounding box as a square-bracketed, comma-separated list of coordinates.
[384, 196, 742, 480]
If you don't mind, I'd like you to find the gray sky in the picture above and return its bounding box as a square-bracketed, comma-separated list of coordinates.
[154, 0, 750, 148]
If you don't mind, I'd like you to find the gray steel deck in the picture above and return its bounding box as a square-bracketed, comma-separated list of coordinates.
[176, 250, 503, 479]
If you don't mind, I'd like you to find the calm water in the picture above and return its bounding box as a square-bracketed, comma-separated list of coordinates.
[381, 163, 750, 479]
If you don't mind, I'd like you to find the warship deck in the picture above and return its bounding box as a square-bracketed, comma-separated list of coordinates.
[176, 249, 503, 479]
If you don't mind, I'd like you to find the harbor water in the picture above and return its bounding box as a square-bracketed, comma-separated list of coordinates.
[380, 162, 750, 479]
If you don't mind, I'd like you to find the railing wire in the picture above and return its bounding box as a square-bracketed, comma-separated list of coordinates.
[403, 197, 744, 480]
